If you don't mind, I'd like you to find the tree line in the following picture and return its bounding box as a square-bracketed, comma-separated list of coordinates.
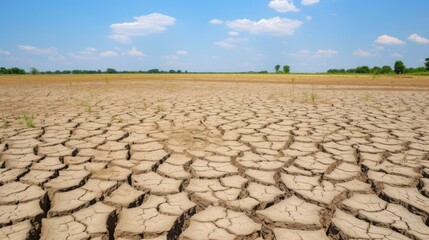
[0, 68, 191, 75]
[1, 58, 428, 75]
[0, 67, 26, 74]
[275, 65, 290, 74]
[328, 59, 429, 74]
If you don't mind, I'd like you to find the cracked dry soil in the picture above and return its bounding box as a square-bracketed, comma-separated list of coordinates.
[0, 79, 428, 240]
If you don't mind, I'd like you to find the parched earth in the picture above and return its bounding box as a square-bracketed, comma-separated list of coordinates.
[0, 79, 428, 240]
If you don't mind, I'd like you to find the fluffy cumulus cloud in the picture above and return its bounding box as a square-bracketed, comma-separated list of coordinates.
[69, 47, 98, 59]
[0, 49, 11, 56]
[391, 52, 403, 58]
[228, 31, 239, 36]
[210, 19, 224, 25]
[18, 45, 57, 55]
[126, 46, 145, 57]
[110, 13, 175, 43]
[408, 33, 429, 44]
[375, 34, 405, 45]
[109, 35, 132, 44]
[227, 17, 302, 36]
[288, 49, 311, 57]
[314, 49, 338, 57]
[353, 48, 373, 57]
[99, 51, 118, 57]
[214, 37, 249, 49]
[301, 0, 319, 5]
[162, 55, 179, 60]
[269, 0, 300, 12]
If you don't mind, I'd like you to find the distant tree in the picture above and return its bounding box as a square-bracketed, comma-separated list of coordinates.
[394, 61, 405, 74]
[371, 66, 381, 74]
[355, 66, 370, 74]
[147, 69, 160, 73]
[168, 70, 176, 73]
[7, 67, 26, 74]
[106, 68, 117, 74]
[283, 65, 290, 74]
[425, 58, 429, 71]
[30, 67, 39, 75]
[177, 70, 182, 73]
[275, 65, 280, 72]
[381, 65, 392, 74]
[405, 67, 426, 73]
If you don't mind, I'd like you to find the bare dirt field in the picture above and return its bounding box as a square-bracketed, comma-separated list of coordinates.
[0, 74, 428, 240]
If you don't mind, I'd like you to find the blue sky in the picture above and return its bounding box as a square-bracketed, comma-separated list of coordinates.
[0, 0, 428, 72]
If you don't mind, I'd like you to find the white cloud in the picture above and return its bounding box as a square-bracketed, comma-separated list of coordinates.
[110, 13, 175, 43]
[99, 51, 118, 57]
[301, 0, 319, 5]
[269, 0, 300, 12]
[306, 16, 312, 21]
[109, 35, 132, 44]
[210, 19, 224, 25]
[373, 46, 384, 52]
[176, 50, 188, 55]
[314, 49, 338, 57]
[127, 46, 145, 57]
[214, 37, 249, 49]
[69, 47, 98, 59]
[391, 52, 403, 58]
[288, 49, 311, 57]
[227, 17, 302, 36]
[228, 31, 239, 36]
[353, 48, 373, 57]
[18, 45, 57, 55]
[0, 49, 10, 56]
[408, 33, 429, 44]
[375, 34, 405, 45]
[162, 55, 179, 60]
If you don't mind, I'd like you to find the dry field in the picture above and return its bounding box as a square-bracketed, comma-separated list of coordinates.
[0, 74, 428, 240]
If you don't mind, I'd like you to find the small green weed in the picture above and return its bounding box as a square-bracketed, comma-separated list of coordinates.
[310, 92, 318, 104]
[363, 93, 372, 101]
[400, 152, 409, 164]
[156, 104, 165, 112]
[84, 104, 92, 113]
[2, 118, 8, 128]
[23, 115, 35, 128]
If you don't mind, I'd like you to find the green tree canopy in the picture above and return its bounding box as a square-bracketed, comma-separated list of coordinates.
[381, 65, 392, 74]
[283, 65, 290, 74]
[106, 68, 117, 74]
[394, 61, 405, 74]
[425, 58, 429, 71]
[30, 67, 39, 75]
[275, 64, 280, 72]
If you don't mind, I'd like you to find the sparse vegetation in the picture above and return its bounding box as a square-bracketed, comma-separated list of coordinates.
[23, 115, 35, 128]
[363, 93, 373, 101]
[310, 92, 318, 104]
[84, 103, 92, 113]
[400, 152, 409, 164]
[156, 104, 165, 112]
[2, 118, 8, 128]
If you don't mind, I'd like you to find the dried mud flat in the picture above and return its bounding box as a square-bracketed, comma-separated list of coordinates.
[0, 78, 428, 240]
